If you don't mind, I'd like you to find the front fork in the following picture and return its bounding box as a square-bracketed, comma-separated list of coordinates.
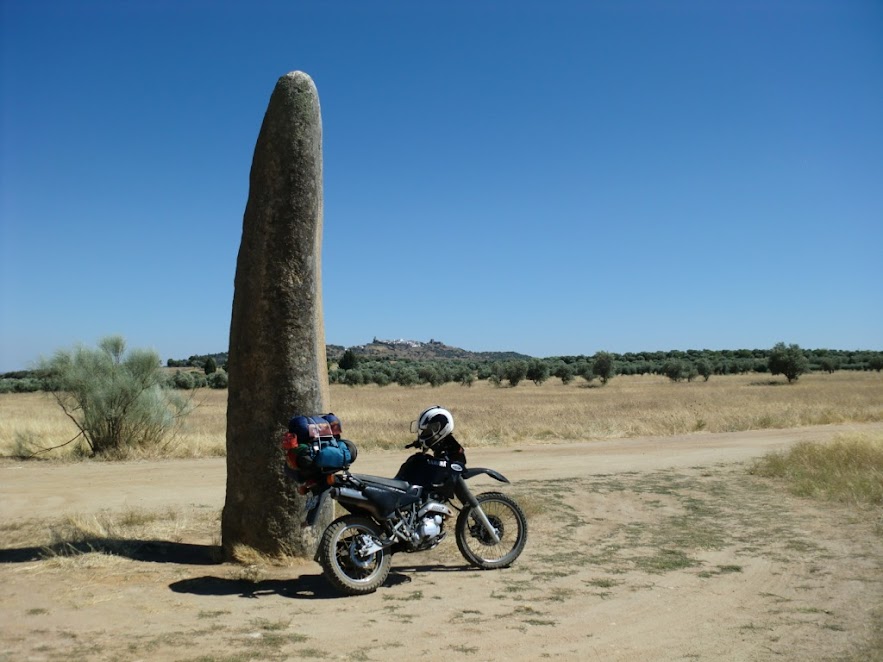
[454, 476, 501, 544]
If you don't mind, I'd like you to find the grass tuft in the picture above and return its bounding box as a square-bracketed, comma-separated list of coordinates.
[750, 432, 883, 507]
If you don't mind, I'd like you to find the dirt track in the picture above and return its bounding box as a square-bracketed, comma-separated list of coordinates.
[1, 422, 881, 661]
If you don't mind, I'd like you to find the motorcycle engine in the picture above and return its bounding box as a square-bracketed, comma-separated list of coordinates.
[418, 515, 443, 542]
[407, 500, 452, 547]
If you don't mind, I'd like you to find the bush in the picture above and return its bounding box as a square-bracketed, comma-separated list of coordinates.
[396, 368, 418, 387]
[662, 360, 686, 382]
[172, 370, 195, 389]
[343, 369, 365, 386]
[0, 377, 43, 393]
[553, 363, 575, 385]
[207, 371, 228, 389]
[39, 336, 189, 456]
[372, 371, 391, 387]
[204, 357, 217, 375]
[576, 362, 595, 384]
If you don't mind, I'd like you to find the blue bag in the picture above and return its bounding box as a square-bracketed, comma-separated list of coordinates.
[286, 413, 354, 474]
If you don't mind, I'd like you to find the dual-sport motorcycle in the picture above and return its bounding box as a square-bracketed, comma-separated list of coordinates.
[288, 412, 528, 595]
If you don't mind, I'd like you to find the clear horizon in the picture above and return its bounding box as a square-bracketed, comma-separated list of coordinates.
[2, 1, 881, 372]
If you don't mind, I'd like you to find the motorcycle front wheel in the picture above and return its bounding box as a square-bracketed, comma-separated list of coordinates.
[455, 491, 528, 569]
[318, 515, 391, 595]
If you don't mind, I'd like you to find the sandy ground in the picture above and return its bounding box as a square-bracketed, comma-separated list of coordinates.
[1, 422, 881, 661]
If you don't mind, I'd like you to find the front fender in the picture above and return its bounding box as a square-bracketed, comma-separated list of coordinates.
[461, 467, 510, 483]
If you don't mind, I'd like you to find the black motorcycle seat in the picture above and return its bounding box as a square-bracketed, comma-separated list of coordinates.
[351, 473, 418, 494]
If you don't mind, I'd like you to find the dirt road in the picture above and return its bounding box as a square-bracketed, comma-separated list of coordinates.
[1, 422, 881, 661]
[3, 423, 877, 522]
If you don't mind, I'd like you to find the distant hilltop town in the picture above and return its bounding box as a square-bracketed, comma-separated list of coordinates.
[370, 338, 444, 349]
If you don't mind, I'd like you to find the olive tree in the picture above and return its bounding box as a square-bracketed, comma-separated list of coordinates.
[504, 361, 528, 387]
[768, 342, 809, 383]
[695, 359, 712, 382]
[593, 351, 616, 385]
[526, 359, 550, 386]
[40, 336, 189, 456]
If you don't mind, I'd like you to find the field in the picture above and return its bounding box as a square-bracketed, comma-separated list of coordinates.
[1, 373, 881, 660]
[2, 372, 882, 459]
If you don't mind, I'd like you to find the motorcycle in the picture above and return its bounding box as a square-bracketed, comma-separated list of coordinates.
[302, 431, 528, 595]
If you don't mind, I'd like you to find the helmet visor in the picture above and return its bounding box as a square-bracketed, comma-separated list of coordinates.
[420, 419, 444, 441]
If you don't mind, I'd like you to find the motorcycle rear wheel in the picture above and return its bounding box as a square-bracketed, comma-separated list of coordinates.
[455, 492, 527, 569]
[318, 515, 391, 595]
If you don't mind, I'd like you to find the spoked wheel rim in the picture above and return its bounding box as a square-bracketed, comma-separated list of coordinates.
[470, 514, 504, 545]
[333, 524, 384, 584]
[459, 496, 525, 565]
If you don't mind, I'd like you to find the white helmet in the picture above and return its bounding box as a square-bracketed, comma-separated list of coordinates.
[415, 405, 454, 448]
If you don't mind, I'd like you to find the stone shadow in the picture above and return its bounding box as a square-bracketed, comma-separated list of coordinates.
[0, 539, 221, 565]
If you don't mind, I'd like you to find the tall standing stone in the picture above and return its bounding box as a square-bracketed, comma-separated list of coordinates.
[222, 72, 330, 559]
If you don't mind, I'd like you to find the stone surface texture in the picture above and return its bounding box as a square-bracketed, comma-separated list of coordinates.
[222, 71, 331, 558]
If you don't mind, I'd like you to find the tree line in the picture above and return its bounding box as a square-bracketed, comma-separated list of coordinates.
[326, 344, 882, 388]
[2, 344, 881, 394]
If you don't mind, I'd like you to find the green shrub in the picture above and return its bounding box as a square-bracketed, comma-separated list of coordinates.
[0, 377, 43, 393]
[553, 363, 575, 385]
[343, 369, 365, 386]
[577, 362, 595, 384]
[207, 371, 228, 389]
[372, 371, 391, 387]
[662, 360, 685, 382]
[39, 336, 189, 456]
[172, 370, 196, 389]
[396, 369, 418, 387]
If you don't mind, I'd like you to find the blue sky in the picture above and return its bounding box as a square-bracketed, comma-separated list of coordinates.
[1, 1, 881, 371]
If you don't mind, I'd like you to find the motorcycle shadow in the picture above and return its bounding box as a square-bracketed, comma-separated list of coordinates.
[169, 563, 474, 600]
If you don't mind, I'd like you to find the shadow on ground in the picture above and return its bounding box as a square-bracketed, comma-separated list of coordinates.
[170, 572, 410, 600]
[170, 563, 471, 600]
[0, 540, 221, 565]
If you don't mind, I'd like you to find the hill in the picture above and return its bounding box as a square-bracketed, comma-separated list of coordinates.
[336, 338, 530, 362]
[169, 339, 531, 369]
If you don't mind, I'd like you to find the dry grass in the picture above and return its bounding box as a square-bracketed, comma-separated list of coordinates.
[750, 431, 883, 507]
[1, 372, 881, 459]
[0, 504, 223, 575]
